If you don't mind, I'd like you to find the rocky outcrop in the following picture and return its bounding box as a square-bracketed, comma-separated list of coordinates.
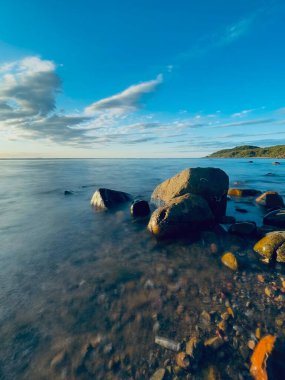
[256, 192, 284, 209]
[147, 193, 214, 238]
[90, 188, 131, 210]
[263, 209, 285, 227]
[151, 167, 229, 220]
[253, 232, 285, 263]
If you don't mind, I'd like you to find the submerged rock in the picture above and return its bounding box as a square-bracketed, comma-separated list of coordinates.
[229, 221, 256, 236]
[253, 232, 285, 263]
[64, 190, 73, 196]
[148, 193, 214, 238]
[221, 252, 238, 271]
[130, 199, 150, 217]
[90, 188, 131, 209]
[150, 368, 166, 380]
[151, 167, 229, 220]
[263, 209, 285, 227]
[228, 188, 261, 197]
[256, 192, 284, 209]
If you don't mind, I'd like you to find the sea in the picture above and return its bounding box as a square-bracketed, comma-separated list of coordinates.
[0, 158, 284, 379]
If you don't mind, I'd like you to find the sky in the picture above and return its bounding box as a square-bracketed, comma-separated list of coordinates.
[0, 0, 285, 158]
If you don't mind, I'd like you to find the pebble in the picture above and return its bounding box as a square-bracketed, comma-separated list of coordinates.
[248, 340, 256, 350]
[221, 252, 238, 271]
[150, 368, 166, 380]
[176, 352, 191, 369]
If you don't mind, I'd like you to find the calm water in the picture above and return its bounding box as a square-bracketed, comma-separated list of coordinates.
[0, 158, 284, 380]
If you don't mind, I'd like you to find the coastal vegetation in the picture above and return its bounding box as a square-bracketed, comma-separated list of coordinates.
[208, 145, 285, 158]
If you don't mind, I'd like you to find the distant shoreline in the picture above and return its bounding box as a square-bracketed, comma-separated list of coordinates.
[208, 144, 285, 158]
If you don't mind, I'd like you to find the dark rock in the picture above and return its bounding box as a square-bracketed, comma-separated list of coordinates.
[151, 167, 229, 220]
[264, 209, 285, 227]
[64, 190, 73, 195]
[228, 188, 261, 197]
[267, 338, 285, 380]
[256, 192, 284, 209]
[248, 161, 254, 163]
[229, 221, 256, 236]
[272, 162, 281, 165]
[90, 188, 131, 209]
[148, 193, 214, 238]
[130, 200, 150, 217]
[219, 216, 236, 224]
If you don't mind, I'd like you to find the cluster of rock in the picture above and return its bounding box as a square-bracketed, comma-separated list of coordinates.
[90, 166, 285, 264]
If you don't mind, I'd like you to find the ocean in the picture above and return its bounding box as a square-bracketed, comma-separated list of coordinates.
[0, 158, 284, 379]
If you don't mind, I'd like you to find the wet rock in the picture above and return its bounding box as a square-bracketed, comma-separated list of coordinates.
[256, 191, 284, 209]
[155, 336, 181, 352]
[250, 335, 277, 380]
[203, 365, 222, 380]
[150, 368, 166, 380]
[229, 221, 256, 236]
[176, 352, 191, 369]
[228, 188, 261, 197]
[64, 190, 73, 195]
[151, 167, 229, 219]
[221, 252, 238, 271]
[50, 350, 67, 370]
[272, 161, 281, 165]
[253, 232, 285, 263]
[276, 242, 285, 263]
[148, 193, 214, 238]
[204, 336, 224, 350]
[90, 188, 131, 209]
[185, 336, 202, 360]
[219, 215, 236, 224]
[130, 199, 150, 217]
[264, 208, 285, 227]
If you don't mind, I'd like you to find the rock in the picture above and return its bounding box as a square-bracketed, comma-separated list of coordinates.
[276, 242, 285, 263]
[185, 337, 202, 360]
[264, 209, 285, 227]
[272, 161, 281, 165]
[130, 199, 150, 217]
[150, 368, 166, 380]
[148, 194, 214, 238]
[235, 207, 248, 213]
[253, 232, 285, 263]
[256, 192, 284, 209]
[203, 366, 222, 380]
[151, 167, 229, 220]
[250, 335, 276, 380]
[219, 215, 236, 224]
[228, 188, 261, 197]
[64, 190, 73, 195]
[176, 352, 191, 369]
[154, 336, 181, 352]
[90, 188, 131, 209]
[221, 252, 238, 271]
[204, 336, 224, 350]
[229, 221, 256, 236]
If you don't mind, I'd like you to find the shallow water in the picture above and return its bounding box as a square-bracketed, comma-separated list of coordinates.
[0, 158, 285, 379]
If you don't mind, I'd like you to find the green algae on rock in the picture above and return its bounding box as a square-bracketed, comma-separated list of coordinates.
[253, 232, 285, 263]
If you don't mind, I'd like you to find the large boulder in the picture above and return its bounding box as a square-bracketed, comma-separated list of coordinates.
[90, 188, 131, 209]
[253, 232, 285, 263]
[151, 167, 229, 220]
[256, 191, 284, 209]
[148, 193, 214, 238]
[263, 209, 285, 227]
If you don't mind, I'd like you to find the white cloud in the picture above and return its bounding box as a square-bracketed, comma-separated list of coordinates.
[85, 74, 163, 115]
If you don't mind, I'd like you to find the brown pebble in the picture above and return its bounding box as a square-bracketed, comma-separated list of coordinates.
[176, 352, 191, 369]
[210, 243, 219, 254]
[248, 340, 256, 350]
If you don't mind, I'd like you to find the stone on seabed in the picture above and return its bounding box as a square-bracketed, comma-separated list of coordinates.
[130, 199, 150, 217]
[151, 167, 229, 220]
[254, 232, 285, 263]
[228, 188, 261, 197]
[150, 368, 166, 380]
[221, 252, 238, 271]
[263, 208, 285, 227]
[90, 188, 131, 209]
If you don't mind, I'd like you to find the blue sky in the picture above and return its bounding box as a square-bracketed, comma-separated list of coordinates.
[0, 0, 285, 157]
